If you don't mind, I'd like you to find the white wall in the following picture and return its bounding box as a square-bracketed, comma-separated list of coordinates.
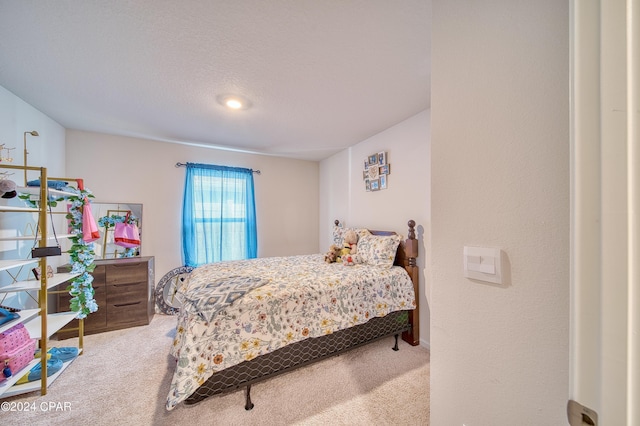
[0, 85, 67, 304]
[0, 85, 66, 182]
[319, 109, 430, 347]
[65, 130, 319, 283]
[431, 1, 569, 425]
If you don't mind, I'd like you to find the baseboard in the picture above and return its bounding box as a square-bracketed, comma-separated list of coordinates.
[420, 338, 430, 350]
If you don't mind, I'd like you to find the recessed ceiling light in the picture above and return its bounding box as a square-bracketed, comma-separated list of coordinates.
[217, 94, 252, 110]
[226, 99, 243, 109]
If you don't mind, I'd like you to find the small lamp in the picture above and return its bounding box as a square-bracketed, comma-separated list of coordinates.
[23, 131, 39, 185]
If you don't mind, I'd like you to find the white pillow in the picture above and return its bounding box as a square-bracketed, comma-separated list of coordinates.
[332, 226, 371, 247]
[357, 234, 402, 268]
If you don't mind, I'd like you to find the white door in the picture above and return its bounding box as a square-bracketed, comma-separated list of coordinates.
[570, 0, 639, 425]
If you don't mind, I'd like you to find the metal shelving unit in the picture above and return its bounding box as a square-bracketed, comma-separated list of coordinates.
[0, 163, 85, 398]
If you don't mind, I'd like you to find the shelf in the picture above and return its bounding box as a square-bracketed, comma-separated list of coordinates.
[0, 272, 81, 294]
[0, 358, 41, 398]
[0, 350, 82, 398]
[0, 278, 40, 292]
[0, 235, 36, 241]
[0, 233, 75, 242]
[17, 186, 77, 199]
[0, 259, 39, 272]
[23, 312, 78, 340]
[0, 167, 86, 399]
[0, 309, 40, 334]
[47, 273, 81, 290]
[0, 206, 39, 213]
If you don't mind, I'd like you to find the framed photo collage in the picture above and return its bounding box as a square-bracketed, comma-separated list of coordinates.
[363, 151, 390, 192]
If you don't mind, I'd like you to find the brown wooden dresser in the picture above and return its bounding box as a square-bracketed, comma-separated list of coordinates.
[55, 256, 155, 339]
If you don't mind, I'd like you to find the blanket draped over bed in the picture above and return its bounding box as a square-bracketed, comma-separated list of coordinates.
[166, 253, 416, 410]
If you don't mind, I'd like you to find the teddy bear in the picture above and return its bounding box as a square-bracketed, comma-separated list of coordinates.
[324, 244, 342, 263]
[342, 252, 356, 266]
[340, 230, 359, 266]
[343, 229, 359, 254]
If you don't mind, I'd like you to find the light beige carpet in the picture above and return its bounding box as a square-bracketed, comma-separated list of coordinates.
[2, 314, 430, 425]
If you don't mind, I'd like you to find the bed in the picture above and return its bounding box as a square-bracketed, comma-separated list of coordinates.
[166, 219, 420, 410]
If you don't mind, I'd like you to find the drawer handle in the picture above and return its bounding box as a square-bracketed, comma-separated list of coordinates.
[112, 263, 142, 268]
[113, 282, 141, 287]
[113, 301, 141, 308]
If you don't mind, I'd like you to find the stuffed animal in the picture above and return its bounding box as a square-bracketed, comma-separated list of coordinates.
[324, 244, 342, 263]
[340, 230, 360, 266]
[342, 253, 356, 266]
[343, 229, 359, 255]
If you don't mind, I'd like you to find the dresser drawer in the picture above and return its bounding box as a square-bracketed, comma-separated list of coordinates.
[105, 262, 148, 285]
[57, 266, 107, 307]
[59, 285, 107, 329]
[106, 281, 147, 304]
[57, 312, 108, 338]
[56, 265, 108, 338]
[55, 256, 154, 338]
[106, 300, 149, 327]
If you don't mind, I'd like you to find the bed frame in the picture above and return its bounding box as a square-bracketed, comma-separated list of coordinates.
[183, 219, 420, 410]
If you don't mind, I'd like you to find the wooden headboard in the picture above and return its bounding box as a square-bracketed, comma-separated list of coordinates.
[334, 219, 420, 346]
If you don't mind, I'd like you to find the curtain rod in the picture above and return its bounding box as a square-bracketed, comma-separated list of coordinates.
[175, 162, 261, 175]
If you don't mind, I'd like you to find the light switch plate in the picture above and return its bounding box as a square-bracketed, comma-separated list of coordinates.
[463, 246, 502, 284]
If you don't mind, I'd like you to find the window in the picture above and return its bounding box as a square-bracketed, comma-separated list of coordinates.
[182, 163, 257, 267]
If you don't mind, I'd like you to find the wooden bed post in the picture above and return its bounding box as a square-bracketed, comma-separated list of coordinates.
[402, 220, 420, 346]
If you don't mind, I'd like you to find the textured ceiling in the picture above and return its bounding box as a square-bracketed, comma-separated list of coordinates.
[0, 1, 430, 161]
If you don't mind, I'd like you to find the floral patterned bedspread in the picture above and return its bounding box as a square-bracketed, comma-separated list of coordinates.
[166, 254, 416, 410]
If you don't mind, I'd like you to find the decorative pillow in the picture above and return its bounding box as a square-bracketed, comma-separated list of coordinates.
[332, 226, 371, 247]
[357, 234, 403, 268]
[182, 276, 271, 322]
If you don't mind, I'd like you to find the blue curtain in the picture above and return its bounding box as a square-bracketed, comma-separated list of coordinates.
[182, 163, 257, 267]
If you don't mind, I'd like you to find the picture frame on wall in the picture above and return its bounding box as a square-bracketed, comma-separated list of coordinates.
[380, 175, 387, 189]
[367, 164, 379, 180]
[363, 150, 390, 191]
